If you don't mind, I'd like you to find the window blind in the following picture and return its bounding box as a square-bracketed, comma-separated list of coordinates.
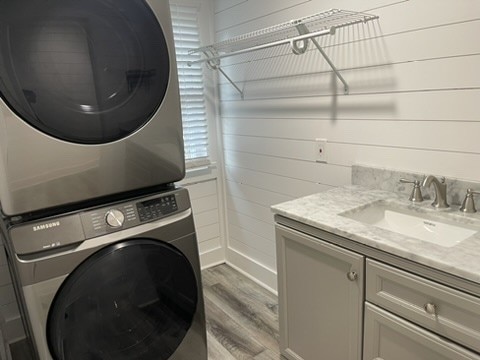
[170, 4, 209, 168]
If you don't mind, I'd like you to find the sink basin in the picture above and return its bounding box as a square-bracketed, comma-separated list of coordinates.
[340, 202, 478, 247]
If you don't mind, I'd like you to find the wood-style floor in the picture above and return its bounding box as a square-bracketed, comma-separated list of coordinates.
[202, 265, 281, 360]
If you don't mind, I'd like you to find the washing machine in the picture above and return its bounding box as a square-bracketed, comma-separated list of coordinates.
[2, 187, 207, 360]
[0, 0, 185, 216]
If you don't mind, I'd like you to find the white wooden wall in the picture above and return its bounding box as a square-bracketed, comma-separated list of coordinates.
[183, 179, 225, 269]
[179, 167, 226, 269]
[0, 242, 25, 348]
[212, 0, 480, 291]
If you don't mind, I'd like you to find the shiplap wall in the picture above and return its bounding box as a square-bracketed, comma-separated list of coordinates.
[179, 170, 226, 269]
[213, 0, 480, 291]
[0, 241, 24, 349]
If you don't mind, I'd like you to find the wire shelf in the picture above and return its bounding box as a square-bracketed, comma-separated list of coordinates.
[190, 9, 379, 97]
[192, 9, 378, 56]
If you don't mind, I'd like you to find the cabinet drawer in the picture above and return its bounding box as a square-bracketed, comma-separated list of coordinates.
[366, 259, 480, 353]
[364, 303, 480, 360]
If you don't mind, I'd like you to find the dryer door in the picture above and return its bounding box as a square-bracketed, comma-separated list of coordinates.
[0, 0, 170, 144]
[46, 239, 198, 360]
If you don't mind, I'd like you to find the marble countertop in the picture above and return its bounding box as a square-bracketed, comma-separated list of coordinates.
[271, 186, 480, 286]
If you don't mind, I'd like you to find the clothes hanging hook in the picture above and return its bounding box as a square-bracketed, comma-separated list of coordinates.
[290, 38, 309, 55]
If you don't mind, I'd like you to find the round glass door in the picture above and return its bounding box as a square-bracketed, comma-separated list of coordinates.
[47, 240, 198, 360]
[0, 0, 170, 144]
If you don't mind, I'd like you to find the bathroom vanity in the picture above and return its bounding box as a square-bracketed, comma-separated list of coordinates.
[272, 185, 480, 360]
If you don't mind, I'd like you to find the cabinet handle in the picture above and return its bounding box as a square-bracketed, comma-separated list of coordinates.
[424, 302, 437, 315]
[346, 271, 358, 281]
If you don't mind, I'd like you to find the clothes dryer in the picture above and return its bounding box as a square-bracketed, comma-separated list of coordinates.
[0, 0, 185, 216]
[3, 188, 207, 360]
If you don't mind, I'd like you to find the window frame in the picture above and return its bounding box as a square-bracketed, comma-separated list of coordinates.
[170, 1, 216, 169]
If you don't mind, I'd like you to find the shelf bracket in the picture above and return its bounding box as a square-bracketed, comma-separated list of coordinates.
[293, 23, 349, 94]
[200, 49, 244, 99]
[216, 67, 244, 100]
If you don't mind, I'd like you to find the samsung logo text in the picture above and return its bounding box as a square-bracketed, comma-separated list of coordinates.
[33, 221, 60, 232]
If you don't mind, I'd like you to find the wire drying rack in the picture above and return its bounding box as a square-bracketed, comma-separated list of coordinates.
[189, 9, 379, 97]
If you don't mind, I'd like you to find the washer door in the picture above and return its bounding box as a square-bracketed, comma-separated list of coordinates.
[47, 240, 198, 360]
[0, 0, 170, 144]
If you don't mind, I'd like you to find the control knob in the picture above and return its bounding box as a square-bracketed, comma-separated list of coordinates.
[105, 209, 125, 228]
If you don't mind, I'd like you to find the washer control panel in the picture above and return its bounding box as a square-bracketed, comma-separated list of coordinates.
[81, 193, 179, 239]
[84, 202, 137, 238]
[105, 209, 125, 228]
[10, 189, 189, 255]
[136, 194, 178, 222]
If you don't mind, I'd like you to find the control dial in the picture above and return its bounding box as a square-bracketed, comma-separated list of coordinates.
[105, 209, 125, 228]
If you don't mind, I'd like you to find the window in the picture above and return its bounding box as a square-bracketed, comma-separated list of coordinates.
[170, 4, 209, 168]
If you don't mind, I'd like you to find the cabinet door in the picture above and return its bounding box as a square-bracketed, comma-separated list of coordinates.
[364, 303, 480, 360]
[276, 225, 364, 360]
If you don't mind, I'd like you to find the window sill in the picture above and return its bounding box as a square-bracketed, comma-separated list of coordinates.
[177, 163, 218, 186]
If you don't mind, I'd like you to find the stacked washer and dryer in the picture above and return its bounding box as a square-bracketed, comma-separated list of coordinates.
[0, 0, 208, 359]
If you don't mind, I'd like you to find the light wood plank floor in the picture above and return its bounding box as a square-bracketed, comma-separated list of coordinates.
[202, 264, 281, 360]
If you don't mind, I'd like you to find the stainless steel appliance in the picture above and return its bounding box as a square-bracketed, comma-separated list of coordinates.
[0, 0, 185, 216]
[3, 188, 207, 360]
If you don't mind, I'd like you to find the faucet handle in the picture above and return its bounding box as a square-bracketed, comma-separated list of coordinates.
[399, 178, 424, 202]
[460, 188, 480, 213]
[400, 178, 419, 185]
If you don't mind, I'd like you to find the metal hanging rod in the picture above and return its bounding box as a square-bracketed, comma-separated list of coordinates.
[189, 27, 334, 66]
[189, 9, 379, 97]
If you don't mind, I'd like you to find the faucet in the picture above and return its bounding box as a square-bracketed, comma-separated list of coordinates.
[422, 175, 449, 209]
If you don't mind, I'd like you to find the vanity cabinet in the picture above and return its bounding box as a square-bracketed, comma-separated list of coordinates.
[275, 222, 480, 360]
[276, 226, 364, 360]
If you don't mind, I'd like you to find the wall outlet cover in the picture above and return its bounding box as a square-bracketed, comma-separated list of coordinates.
[315, 138, 327, 163]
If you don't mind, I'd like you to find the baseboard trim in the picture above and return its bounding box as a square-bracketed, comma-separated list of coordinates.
[199, 247, 225, 270]
[226, 248, 278, 295]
